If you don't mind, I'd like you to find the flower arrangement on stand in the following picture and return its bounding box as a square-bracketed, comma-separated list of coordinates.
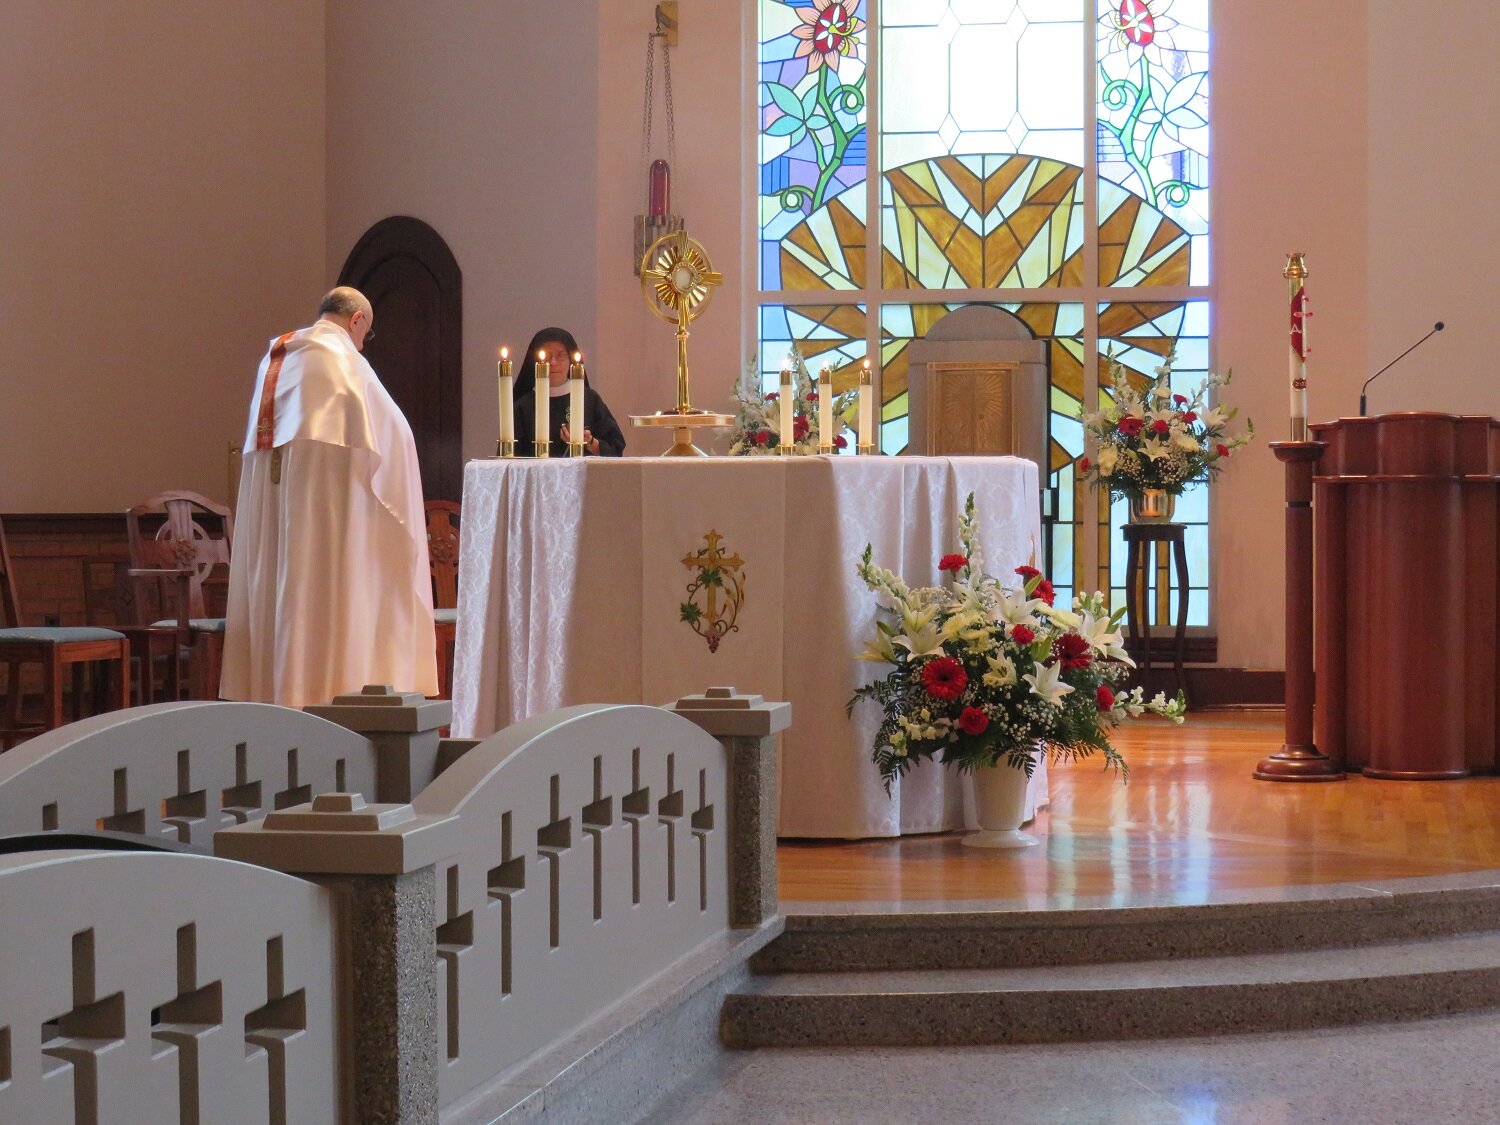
[1078, 351, 1254, 517]
[849, 494, 1186, 799]
[726, 351, 854, 455]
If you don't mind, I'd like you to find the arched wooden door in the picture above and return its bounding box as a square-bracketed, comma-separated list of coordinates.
[338, 216, 463, 502]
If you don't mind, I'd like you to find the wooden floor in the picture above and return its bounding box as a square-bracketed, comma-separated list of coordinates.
[779, 710, 1500, 904]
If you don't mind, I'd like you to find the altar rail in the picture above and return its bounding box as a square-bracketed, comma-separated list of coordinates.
[0, 848, 341, 1125]
[0, 701, 380, 844]
[0, 687, 786, 1123]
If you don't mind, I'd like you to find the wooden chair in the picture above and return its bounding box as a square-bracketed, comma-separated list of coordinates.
[426, 500, 461, 699]
[0, 516, 131, 750]
[125, 491, 233, 700]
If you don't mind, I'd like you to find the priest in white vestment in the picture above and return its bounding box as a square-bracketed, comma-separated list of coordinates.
[221, 287, 438, 708]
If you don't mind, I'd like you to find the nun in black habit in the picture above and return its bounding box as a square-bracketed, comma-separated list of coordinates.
[513, 327, 627, 457]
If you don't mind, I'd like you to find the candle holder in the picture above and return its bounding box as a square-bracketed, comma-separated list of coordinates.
[568, 440, 587, 458]
[857, 442, 877, 456]
[533, 440, 551, 459]
[496, 438, 517, 458]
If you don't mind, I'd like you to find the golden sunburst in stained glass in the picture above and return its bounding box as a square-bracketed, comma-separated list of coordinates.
[882, 155, 1085, 290]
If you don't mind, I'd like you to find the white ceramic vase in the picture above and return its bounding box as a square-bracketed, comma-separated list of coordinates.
[964, 763, 1039, 849]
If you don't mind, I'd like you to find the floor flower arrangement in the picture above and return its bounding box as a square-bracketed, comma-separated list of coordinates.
[849, 494, 1186, 791]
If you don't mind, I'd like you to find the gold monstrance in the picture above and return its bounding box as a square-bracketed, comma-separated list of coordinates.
[632, 229, 734, 456]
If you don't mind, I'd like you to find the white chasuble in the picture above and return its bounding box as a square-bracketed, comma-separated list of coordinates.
[221, 319, 437, 708]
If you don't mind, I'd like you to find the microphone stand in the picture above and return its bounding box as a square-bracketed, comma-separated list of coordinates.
[1360, 322, 1444, 416]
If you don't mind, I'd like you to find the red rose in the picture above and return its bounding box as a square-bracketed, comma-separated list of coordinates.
[752, 430, 771, 446]
[921, 656, 968, 701]
[1033, 579, 1056, 606]
[1117, 417, 1144, 436]
[1173, 393, 1188, 405]
[1052, 633, 1092, 669]
[834, 435, 848, 449]
[1096, 684, 1115, 710]
[957, 706, 989, 736]
[1182, 411, 1198, 423]
[1151, 419, 1170, 435]
[1010, 624, 1035, 645]
[938, 553, 969, 574]
[1216, 443, 1230, 458]
[765, 391, 779, 402]
[793, 415, 810, 440]
[1080, 456, 1092, 472]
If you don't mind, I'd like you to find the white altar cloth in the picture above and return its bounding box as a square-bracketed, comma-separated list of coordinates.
[451, 455, 1046, 838]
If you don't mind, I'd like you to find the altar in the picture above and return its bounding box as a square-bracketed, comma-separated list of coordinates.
[451, 455, 1046, 838]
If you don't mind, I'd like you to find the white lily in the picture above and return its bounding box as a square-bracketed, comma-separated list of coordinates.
[1023, 660, 1074, 707]
[1142, 436, 1172, 462]
[892, 604, 945, 658]
[1201, 405, 1228, 428]
[1079, 608, 1133, 665]
[983, 651, 1017, 688]
[1097, 445, 1119, 474]
[857, 629, 898, 664]
[996, 588, 1046, 625]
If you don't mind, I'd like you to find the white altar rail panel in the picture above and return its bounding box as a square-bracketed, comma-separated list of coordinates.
[0, 702, 378, 845]
[408, 703, 731, 1111]
[0, 849, 340, 1125]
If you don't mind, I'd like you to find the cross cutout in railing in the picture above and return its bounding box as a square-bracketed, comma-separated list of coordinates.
[620, 748, 651, 905]
[537, 776, 573, 949]
[581, 755, 615, 922]
[658, 753, 686, 905]
[151, 923, 224, 1120]
[221, 743, 263, 825]
[486, 811, 525, 996]
[40, 928, 125, 1124]
[244, 936, 307, 1125]
[162, 749, 208, 846]
[97, 766, 146, 835]
[690, 767, 716, 912]
[435, 865, 474, 1062]
[273, 747, 311, 810]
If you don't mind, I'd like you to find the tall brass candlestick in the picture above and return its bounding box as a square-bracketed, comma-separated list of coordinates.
[567, 352, 586, 457]
[857, 359, 875, 455]
[497, 346, 515, 457]
[1284, 253, 1309, 441]
[534, 349, 551, 458]
[817, 364, 834, 453]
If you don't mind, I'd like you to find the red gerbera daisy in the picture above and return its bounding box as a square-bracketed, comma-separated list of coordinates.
[921, 656, 968, 701]
[1053, 633, 1092, 670]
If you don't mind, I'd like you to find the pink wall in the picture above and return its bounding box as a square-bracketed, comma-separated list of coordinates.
[324, 0, 600, 468]
[1210, 0, 1370, 668]
[0, 1, 326, 512]
[592, 1, 749, 439]
[1366, 1, 1500, 420]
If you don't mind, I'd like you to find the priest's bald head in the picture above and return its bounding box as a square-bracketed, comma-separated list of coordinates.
[318, 286, 375, 351]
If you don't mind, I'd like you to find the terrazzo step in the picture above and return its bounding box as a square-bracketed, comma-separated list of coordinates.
[722, 929, 1500, 1047]
[754, 879, 1500, 972]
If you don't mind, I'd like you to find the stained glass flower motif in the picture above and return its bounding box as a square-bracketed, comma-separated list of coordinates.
[1098, 0, 1178, 66]
[792, 0, 864, 74]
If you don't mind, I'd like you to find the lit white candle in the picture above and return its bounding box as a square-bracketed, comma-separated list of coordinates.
[857, 359, 874, 454]
[779, 362, 795, 453]
[534, 349, 550, 457]
[817, 363, 833, 452]
[568, 352, 586, 455]
[498, 346, 514, 445]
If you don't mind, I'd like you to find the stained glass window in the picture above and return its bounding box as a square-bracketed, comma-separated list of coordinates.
[756, 0, 1213, 625]
[1096, 0, 1210, 285]
[759, 0, 869, 291]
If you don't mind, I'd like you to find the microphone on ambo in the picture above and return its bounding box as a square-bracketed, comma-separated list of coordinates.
[1359, 321, 1445, 417]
